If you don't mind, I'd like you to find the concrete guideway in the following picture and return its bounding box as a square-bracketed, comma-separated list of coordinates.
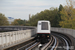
[51, 27, 75, 38]
[51, 36, 57, 50]
[41, 35, 57, 50]
[24, 32, 73, 50]
[17, 40, 36, 50]
[52, 32, 75, 50]
[0, 26, 75, 50]
[0, 29, 36, 50]
[1, 37, 35, 50]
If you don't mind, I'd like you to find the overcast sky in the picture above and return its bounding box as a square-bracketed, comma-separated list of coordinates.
[0, 0, 66, 20]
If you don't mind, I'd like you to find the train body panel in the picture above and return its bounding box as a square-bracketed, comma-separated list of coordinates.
[37, 20, 51, 33]
[36, 20, 51, 43]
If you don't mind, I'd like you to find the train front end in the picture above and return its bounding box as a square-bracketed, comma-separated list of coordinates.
[36, 20, 51, 43]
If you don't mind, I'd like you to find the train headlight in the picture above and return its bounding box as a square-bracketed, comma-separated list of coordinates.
[47, 36, 49, 37]
[38, 36, 39, 37]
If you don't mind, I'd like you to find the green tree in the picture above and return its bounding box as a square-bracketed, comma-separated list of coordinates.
[59, 4, 63, 11]
[0, 13, 9, 26]
[11, 19, 19, 25]
[59, 0, 75, 29]
[11, 19, 26, 26]
[28, 7, 60, 27]
[58, 4, 63, 21]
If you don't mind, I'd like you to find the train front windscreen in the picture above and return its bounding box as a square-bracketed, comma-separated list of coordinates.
[41, 22, 48, 30]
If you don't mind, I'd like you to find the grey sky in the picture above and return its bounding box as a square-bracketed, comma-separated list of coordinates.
[0, 0, 66, 20]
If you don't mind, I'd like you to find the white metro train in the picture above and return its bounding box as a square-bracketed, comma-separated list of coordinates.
[36, 20, 51, 43]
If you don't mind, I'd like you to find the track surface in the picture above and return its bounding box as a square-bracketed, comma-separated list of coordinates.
[25, 32, 73, 50]
[52, 32, 74, 50]
[5, 32, 74, 50]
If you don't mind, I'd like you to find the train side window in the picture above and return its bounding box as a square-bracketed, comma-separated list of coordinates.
[41, 22, 48, 30]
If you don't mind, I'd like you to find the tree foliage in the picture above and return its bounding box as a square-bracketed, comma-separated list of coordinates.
[59, 4, 63, 11]
[0, 13, 9, 26]
[58, 4, 64, 21]
[11, 19, 26, 26]
[1, 0, 75, 29]
[26, 0, 75, 29]
[27, 7, 62, 27]
[59, 0, 75, 29]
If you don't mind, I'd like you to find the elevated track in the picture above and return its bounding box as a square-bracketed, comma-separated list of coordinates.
[5, 32, 74, 50]
[0, 26, 75, 50]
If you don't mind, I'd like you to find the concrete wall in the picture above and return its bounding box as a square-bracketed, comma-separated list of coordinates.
[1, 27, 75, 49]
[0, 26, 36, 32]
[51, 27, 75, 38]
[0, 29, 36, 49]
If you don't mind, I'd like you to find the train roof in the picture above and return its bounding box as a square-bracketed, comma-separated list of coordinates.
[38, 20, 50, 22]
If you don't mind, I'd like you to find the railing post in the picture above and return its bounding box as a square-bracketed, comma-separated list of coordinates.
[0, 33, 2, 45]
[18, 31, 20, 41]
[23, 31, 24, 39]
[11, 32, 13, 44]
[12, 32, 14, 43]
[20, 32, 21, 40]
[5, 33, 8, 46]
[17, 31, 19, 42]
[15, 32, 17, 43]
[9, 32, 11, 45]
[13, 32, 15, 43]
[15, 32, 16, 42]
[22, 31, 23, 39]
[2, 33, 4, 47]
